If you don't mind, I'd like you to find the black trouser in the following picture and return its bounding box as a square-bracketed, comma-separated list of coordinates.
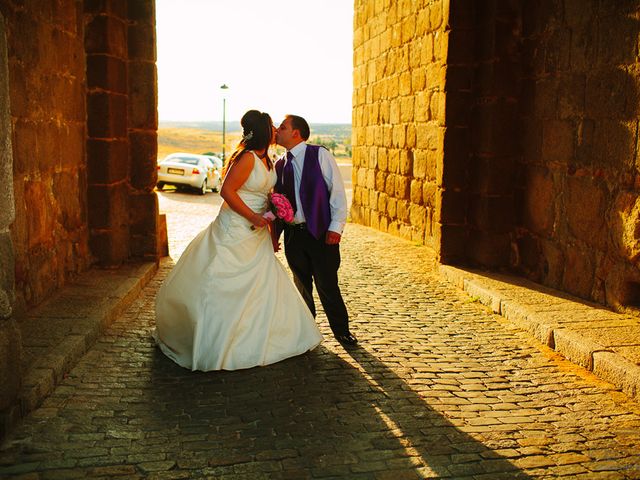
[284, 224, 349, 336]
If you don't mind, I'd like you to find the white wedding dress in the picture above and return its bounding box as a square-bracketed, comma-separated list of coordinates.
[154, 151, 323, 371]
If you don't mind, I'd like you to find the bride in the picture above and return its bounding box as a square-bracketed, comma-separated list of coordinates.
[154, 110, 323, 371]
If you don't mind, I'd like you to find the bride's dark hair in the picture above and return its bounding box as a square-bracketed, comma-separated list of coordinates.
[223, 110, 273, 177]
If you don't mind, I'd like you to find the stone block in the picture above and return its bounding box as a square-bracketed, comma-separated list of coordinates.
[531, 78, 559, 119]
[128, 23, 155, 61]
[410, 179, 423, 205]
[410, 204, 426, 229]
[414, 92, 430, 122]
[392, 124, 406, 148]
[445, 90, 471, 124]
[366, 169, 375, 189]
[87, 138, 129, 184]
[471, 100, 519, 157]
[52, 172, 83, 230]
[0, 319, 21, 410]
[430, 89, 446, 121]
[129, 192, 158, 236]
[552, 329, 607, 371]
[564, 176, 606, 248]
[128, 61, 158, 130]
[400, 96, 414, 123]
[399, 71, 411, 96]
[590, 119, 636, 171]
[439, 224, 468, 264]
[593, 351, 640, 401]
[377, 193, 388, 213]
[597, 12, 639, 67]
[416, 122, 439, 150]
[23, 181, 53, 245]
[405, 123, 416, 149]
[541, 119, 574, 165]
[442, 127, 469, 189]
[468, 195, 515, 234]
[468, 231, 512, 268]
[611, 191, 640, 263]
[557, 74, 586, 119]
[426, 149, 440, 182]
[422, 181, 437, 207]
[387, 197, 397, 219]
[84, 0, 128, 18]
[130, 130, 158, 191]
[84, 15, 127, 58]
[420, 33, 434, 66]
[89, 226, 130, 266]
[388, 149, 400, 174]
[86, 54, 127, 93]
[522, 166, 555, 236]
[586, 69, 629, 120]
[397, 199, 410, 222]
[436, 188, 466, 225]
[87, 183, 129, 230]
[375, 171, 386, 191]
[87, 91, 128, 139]
[399, 149, 412, 175]
[562, 247, 595, 300]
[395, 175, 410, 199]
[519, 116, 542, 165]
[430, 4, 444, 34]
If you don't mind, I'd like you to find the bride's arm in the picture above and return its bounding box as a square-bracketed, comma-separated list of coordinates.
[268, 221, 280, 252]
[220, 152, 269, 229]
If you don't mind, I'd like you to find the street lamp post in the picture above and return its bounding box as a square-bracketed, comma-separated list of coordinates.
[220, 84, 229, 163]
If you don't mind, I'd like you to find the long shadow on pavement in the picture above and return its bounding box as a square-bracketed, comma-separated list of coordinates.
[146, 342, 532, 479]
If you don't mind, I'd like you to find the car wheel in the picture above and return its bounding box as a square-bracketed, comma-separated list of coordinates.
[199, 179, 208, 195]
[157, 182, 165, 191]
[212, 178, 221, 193]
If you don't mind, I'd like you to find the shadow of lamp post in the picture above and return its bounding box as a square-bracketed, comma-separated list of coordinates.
[220, 84, 229, 163]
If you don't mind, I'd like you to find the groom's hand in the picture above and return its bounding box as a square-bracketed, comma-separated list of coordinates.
[325, 231, 341, 245]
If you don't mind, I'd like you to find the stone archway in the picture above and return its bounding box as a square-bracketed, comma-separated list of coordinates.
[0, 11, 22, 438]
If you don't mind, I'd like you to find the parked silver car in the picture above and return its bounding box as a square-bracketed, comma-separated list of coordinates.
[156, 153, 222, 195]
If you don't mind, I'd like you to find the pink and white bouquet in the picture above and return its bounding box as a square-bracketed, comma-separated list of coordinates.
[251, 192, 294, 229]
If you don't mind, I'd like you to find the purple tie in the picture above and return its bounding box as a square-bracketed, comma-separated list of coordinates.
[282, 151, 297, 214]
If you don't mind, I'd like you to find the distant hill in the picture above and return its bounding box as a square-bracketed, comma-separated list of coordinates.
[157, 121, 352, 162]
[159, 121, 351, 139]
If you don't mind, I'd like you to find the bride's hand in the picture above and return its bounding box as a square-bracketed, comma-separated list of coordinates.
[250, 213, 269, 229]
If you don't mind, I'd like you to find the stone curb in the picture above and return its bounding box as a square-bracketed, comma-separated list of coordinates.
[439, 264, 640, 402]
[2, 261, 158, 440]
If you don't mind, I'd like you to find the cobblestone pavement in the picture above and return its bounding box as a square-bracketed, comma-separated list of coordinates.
[2, 190, 640, 479]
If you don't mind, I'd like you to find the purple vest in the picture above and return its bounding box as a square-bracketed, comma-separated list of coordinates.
[275, 145, 331, 240]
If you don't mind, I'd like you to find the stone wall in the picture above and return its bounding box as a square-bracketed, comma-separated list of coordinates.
[0, 0, 164, 312]
[0, 10, 22, 438]
[516, 1, 640, 311]
[351, 0, 448, 252]
[1, 0, 91, 311]
[85, 1, 162, 265]
[352, 0, 640, 311]
[0, 0, 164, 437]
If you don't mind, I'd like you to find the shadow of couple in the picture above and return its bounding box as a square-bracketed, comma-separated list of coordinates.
[149, 342, 532, 479]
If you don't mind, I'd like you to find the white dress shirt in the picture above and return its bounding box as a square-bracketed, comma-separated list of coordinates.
[286, 142, 348, 235]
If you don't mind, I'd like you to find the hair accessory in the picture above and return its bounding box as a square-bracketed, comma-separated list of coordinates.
[242, 130, 254, 142]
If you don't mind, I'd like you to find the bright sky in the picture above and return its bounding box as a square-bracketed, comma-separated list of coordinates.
[155, 0, 354, 124]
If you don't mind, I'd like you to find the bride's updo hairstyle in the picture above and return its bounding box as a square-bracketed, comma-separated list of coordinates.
[223, 109, 274, 177]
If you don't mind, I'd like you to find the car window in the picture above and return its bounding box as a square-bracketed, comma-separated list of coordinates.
[175, 158, 199, 165]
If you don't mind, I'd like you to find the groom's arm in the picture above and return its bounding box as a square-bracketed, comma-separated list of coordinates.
[318, 147, 348, 238]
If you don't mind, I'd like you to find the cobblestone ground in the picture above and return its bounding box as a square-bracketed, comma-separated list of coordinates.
[2, 191, 640, 479]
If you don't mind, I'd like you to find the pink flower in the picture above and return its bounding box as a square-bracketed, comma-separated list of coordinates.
[268, 193, 295, 224]
[251, 193, 295, 230]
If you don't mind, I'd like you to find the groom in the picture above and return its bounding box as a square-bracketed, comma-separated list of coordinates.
[274, 114, 357, 347]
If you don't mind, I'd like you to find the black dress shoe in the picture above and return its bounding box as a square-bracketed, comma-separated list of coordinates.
[335, 333, 358, 346]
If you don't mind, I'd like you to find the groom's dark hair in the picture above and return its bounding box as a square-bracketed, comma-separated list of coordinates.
[287, 114, 310, 141]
